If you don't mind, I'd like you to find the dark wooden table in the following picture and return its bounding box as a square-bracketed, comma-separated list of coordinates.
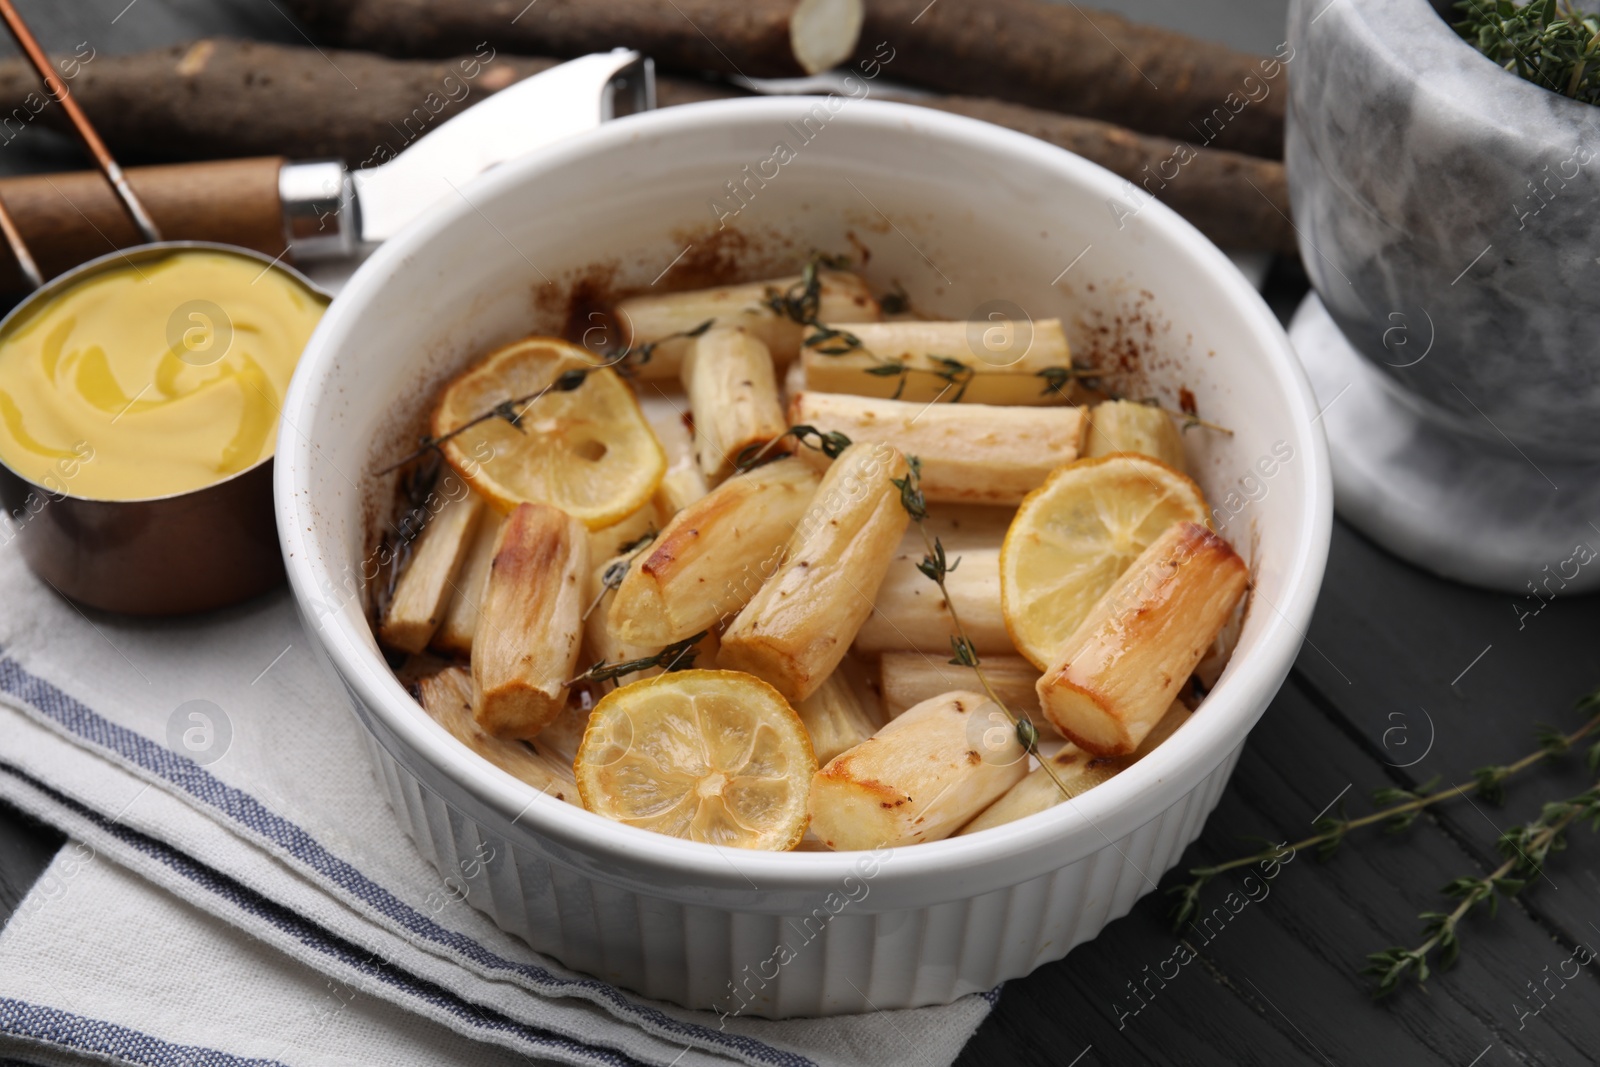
[4, 2, 1599, 1065]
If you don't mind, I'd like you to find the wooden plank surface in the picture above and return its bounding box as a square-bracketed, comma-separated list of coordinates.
[4, 2, 1600, 1065]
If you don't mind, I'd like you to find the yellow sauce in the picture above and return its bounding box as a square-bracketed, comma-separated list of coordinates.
[0, 249, 326, 500]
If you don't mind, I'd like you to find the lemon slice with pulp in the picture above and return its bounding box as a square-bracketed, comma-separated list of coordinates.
[574, 669, 817, 850]
[1000, 454, 1211, 669]
[433, 337, 664, 530]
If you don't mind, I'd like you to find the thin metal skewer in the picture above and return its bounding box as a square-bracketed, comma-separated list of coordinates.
[0, 0, 162, 245]
[0, 194, 42, 290]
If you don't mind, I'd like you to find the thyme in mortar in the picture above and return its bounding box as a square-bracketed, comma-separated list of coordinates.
[1456, 0, 1600, 105]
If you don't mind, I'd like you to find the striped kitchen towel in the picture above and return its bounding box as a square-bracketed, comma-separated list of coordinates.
[0, 546, 993, 1067]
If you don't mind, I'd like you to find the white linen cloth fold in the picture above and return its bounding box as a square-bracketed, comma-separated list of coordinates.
[0, 548, 992, 1067]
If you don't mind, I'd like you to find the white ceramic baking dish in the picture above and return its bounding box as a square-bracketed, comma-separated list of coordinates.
[276, 96, 1331, 1018]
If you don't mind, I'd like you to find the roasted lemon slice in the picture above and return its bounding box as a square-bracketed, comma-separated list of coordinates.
[574, 670, 817, 850]
[1000, 454, 1211, 669]
[433, 337, 665, 530]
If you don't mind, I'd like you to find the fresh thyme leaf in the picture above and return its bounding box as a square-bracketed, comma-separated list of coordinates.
[1015, 717, 1040, 755]
[1136, 396, 1234, 436]
[493, 399, 526, 431]
[804, 325, 863, 355]
[1536, 723, 1570, 754]
[601, 557, 631, 589]
[1311, 813, 1348, 860]
[613, 318, 715, 375]
[732, 441, 773, 472]
[891, 456, 927, 522]
[1038, 366, 1072, 397]
[779, 260, 983, 407]
[1036, 364, 1111, 398]
[930, 355, 975, 402]
[789, 425, 852, 460]
[766, 253, 852, 326]
[1472, 764, 1510, 806]
[948, 635, 979, 668]
[732, 424, 852, 473]
[916, 537, 959, 584]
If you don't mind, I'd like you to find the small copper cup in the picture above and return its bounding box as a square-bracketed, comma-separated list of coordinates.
[0, 241, 330, 616]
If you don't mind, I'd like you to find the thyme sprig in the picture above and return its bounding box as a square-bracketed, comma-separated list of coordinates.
[581, 530, 658, 623]
[1366, 781, 1600, 996]
[377, 320, 716, 476]
[373, 453, 444, 621]
[733, 423, 853, 473]
[567, 630, 709, 687]
[1169, 692, 1600, 932]
[771, 255, 915, 395]
[1035, 365, 1110, 397]
[1456, 0, 1600, 105]
[804, 324, 865, 356]
[891, 456, 1073, 798]
[1035, 371, 1231, 435]
[777, 253, 1134, 410]
[763, 251, 853, 325]
[800, 310, 976, 404]
[848, 351, 975, 403]
[772, 252, 981, 402]
[1140, 397, 1235, 436]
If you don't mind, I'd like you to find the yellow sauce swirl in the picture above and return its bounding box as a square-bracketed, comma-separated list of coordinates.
[0, 249, 326, 500]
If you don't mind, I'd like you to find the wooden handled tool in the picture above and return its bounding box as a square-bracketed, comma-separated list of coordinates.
[0, 49, 656, 290]
[0, 157, 286, 289]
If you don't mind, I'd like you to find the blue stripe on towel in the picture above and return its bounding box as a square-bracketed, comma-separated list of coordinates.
[0, 763, 649, 1067]
[0, 655, 811, 1067]
[0, 996, 287, 1066]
